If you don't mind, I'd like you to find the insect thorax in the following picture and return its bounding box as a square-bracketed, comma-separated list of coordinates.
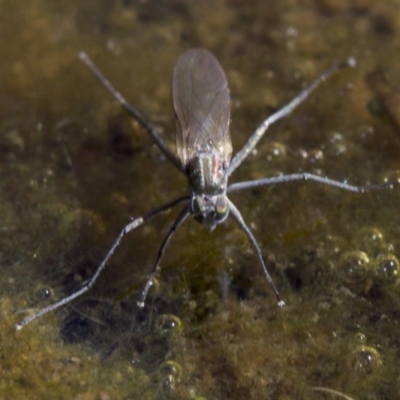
[187, 152, 229, 231]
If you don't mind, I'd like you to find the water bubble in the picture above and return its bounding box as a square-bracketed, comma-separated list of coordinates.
[354, 332, 367, 345]
[325, 234, 346, 256]
[328, 131, 344, 143]
[354, 227, 385, 255]
[356, 125, 374, 141]
[309, 149, 324, 163]
[328, 142, 347, 157]
[326, 131, 347, 157]
[264, 142, 287, 162]
[35, 287, 53, 300]
[373, 253, 400, 285]
[352, 345, 382, 374]
[155, 314, 183, 336]
[158, 360, 182, 391]
[338, 251, 370, 284]
[294, 148, 308, 160]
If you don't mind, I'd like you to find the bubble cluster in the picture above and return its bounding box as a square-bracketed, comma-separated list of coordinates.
[337, 226, 399, 294]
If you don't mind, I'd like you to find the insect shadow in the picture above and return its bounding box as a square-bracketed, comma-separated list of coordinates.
[16, 48, 394, 330]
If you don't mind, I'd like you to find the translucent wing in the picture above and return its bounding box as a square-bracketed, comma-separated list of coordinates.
[173, 48, 232, 167]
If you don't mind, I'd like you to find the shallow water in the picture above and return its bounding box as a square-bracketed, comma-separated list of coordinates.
[2, 1, 400, 399]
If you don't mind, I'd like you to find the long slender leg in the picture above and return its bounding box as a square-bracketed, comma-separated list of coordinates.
[227, 58, 356, 176]
[79, 52, 184, 174]
[137, 204, 190, 308]
[227, 173, 394, 193]
[16, 196, 190, 330]
[228, 199, 285, 307]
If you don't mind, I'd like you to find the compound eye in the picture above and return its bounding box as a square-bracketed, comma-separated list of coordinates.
[215, 196, 229, 222]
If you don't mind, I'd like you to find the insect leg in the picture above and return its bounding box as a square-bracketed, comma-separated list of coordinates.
[228, 199, 285, 307]
[227, 58, 356, 176]
[227, 173, 394, 193]
[16, 196, 189, 330]
[79, 52, 184, 173]
[137, 204, 190, 308]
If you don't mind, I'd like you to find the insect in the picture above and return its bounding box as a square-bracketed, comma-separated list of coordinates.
[16, 48, 393, 330]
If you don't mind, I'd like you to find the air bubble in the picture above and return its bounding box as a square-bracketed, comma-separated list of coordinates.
[326, 131, 347, 157]
[158, 360, 182, 391]
[309, 149, 324, 163]
[36, 287, 53, 300]
[325, 235, 346, 256]
[328, 142, 347, 157]
[264, 142, 287, 161]
[294, 148, 308, 160]
[155, 314, 183, 336]
[354, 227, 385, 255]
[354, 332, 367, 345]
[338, 251, 370, 284]
[352, 345, 382, 374]
[373, 253, 400, 285]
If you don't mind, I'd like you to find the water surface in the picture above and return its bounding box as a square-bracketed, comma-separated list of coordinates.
[2, 1, 400, 399]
